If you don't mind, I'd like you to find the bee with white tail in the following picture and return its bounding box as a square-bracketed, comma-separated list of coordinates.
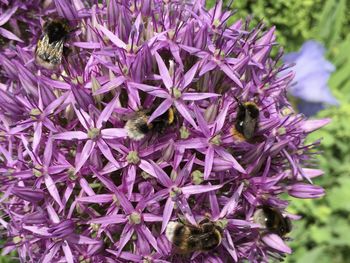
[166, 219, 222, 254]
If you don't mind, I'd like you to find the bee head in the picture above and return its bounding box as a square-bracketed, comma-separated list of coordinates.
[44, 18, 70, 43]
[245, 102, 260, 118]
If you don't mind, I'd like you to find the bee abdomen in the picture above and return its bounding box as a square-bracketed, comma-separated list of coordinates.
[200, 230, 222, 251]
[172, 224, 190, 248]
[136, 122, 151, 134]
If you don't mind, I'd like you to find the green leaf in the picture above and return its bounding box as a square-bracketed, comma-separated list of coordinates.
[297, 246, 327, 263]
[327, 176, 350, 211]
[316, 0, 347, 47]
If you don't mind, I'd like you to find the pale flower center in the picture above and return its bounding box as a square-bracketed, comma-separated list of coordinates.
[127, 151, 140, 164]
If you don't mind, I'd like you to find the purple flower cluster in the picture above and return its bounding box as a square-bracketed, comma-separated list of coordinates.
[0, 0, 329, 262]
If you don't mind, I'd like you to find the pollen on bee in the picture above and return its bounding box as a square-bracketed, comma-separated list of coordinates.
[124, 113, 151, 141]
[230, 126, 246, 142]
[165, 221, 179, 242]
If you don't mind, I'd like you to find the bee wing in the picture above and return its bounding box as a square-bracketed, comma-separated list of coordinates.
[242, 109, 258, 139]
[187, 231, 213, 242]
[119, 110, 146, 121]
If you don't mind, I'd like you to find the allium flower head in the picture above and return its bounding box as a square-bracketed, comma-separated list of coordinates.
[283, 40, 338, 116]
[0, 1, 329, 262]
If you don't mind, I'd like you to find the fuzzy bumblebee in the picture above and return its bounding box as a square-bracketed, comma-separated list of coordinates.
[125, 107, 176, 141]
[166, 219, 222, 254]
[35, 18, 70, 70]
[253, 206, 292, 237]
[231, 98, 260, 141]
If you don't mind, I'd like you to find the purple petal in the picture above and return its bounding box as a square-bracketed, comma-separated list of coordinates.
[43, 91, 70, 115]
[139, 224, 160, 252]
[181, 184, 222, 195]
[54, 0, 77, 20]
[73, 42, 101, 49]
[155, 51, 173, 90]
[117, 224, 134, 254]
[101, 128, 127, 139]
[288, 183, 325, 199]
[148, 99, 173, 123]
[62, 241, 74, 263]
[161, 198, 175, 233]
[22, 225, 50, 237]
[75, 140, 96, 174]
[181, 92, 220, 101]
[116, 251, 141, 262]
[128, 82, 169, 98]
[143, 213, 163, 222]
[262, 234, 292, 254]
[94, 76, 125, 95]
[125, 165, 136, 198]
[66, 234, 101, 245]
[218, 63, 243, 88]
[199, 60, 217, 76]
[174, 100, 198, 128]
[96, 95, 118, 128]
[32, 122, 42, 153]
[53, 131, 88, 141]
[301, 118, 331, 133]
[193, 105, 210, 137]
[0, 27, 23, 42]
[176, 138, 208, 150]
[215, 148, 246, 173]
[79, 177, 96, 196]
[147, 160, 173, 187]
[77, 194, 113, 203]
[213, 103, 229, 133]
[97, 24, 126, 49]
[222, 230, 238, 262]
[44, 175, 64, 210]
[97, 139, 120, 168]
[0, 6, 17, 26]
[182, 62, 199, 89]
[12, 186, 45, 203]
[42, 243, 61, 263]
[209, 189, 220, 219]
[296, 168, 324, 181]
[175, 154, 196, 185]
[204, 146, 214, 179]
[220, 183, 244, 218]
[176, 197, 196, 225]
[43, 136, 53, 167]
[89, 214, 127, 225]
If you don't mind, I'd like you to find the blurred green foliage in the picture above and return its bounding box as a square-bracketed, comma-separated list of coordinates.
[285, 1, 350, 261]
[286, 104, 350, 263]
[232, 0, 323, 52]
[208, 0, 350, 52]
[0, 256, 16, 263]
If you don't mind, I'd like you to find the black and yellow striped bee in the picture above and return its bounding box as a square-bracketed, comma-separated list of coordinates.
[166, 219, 222, 254]
[253, 205, 292, 237]
[125, 107, 176, 141]
[230, 97, 260, 141]
[35, 18, 70, 70]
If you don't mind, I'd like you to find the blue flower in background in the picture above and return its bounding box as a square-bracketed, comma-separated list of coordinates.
[284, 40, 338, 116]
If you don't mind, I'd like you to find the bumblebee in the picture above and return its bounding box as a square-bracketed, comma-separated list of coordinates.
[253, 205, 292, 237]
[166, 219, 222, 254]
[35, 18, 70, 70]
[230, 97, 259, 141]
[125, 107, 176, 141]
